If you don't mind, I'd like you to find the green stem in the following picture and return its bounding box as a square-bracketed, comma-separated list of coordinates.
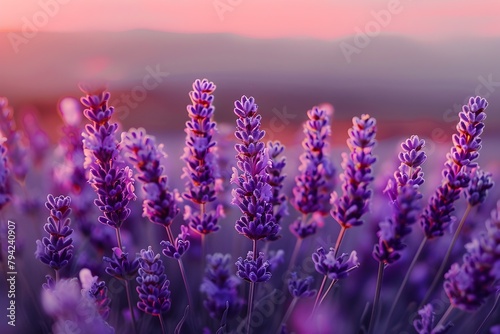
[368, 262, 385, 334]
[420, 204, 472, 308]
[383, 236, 427, 332]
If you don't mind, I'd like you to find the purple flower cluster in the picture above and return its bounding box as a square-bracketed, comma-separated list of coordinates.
[443, 201, 500, 311]
[288, 272, 316, 298]
[236, 251, 272, 283]
[231, 96, 279, 240]
[266, 141, 288, 240]
[182, 79, 223, 234]
[122, 128, 181, 227]
[0, 138, 10, 209]
[161, 224, 191, 259]
[200, 253, 244, 320]
[80, 268, 111, 320]
[35, 195, 74, 272]
[465, 168, 494, 207]
[81, 88, 136, 229]
[103, 247, 139, 281]
[373, 136, 426, 264]
[312, 247, 359, 280]
[291, 107, 334, 238]
[421, 96, 488, 239]
[136, 246, 172, 316]
[413, 304, 452, 334]
[0, 97, 30, 183]
[331, 114, 377, 229]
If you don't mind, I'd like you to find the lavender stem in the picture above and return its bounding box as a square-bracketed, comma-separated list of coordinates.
[311, 275, 328, 318]
[368, 262, 384, 334]
[475, 291, 500, 334]
[159, 315, 166, 334]
[384, 236, 427, 331]
[435, 304, 454, 329]
[420, 204, 473, 308]
[166, 226, 193, 310]
[276, 297, 298, 334]
[245, 239, 258, 334]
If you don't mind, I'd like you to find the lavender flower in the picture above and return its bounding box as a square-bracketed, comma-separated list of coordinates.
[373, 136, 426, 264]
[465, 168, 494, 207]
[200, 253, 244, 320]
[413, 304, 452, 334]
[421, 96, 488, 239]
[331, 114, 377, 229]
[22, 111, 50, 165]
[80, 268, 111, 320]
[81, 88, 136, 230]
[0, 138, 10, 209]
[42, 278, 114, 334]
[288, 272, 316, 298]
[181, 79, 223, 235]
[312, 247, 359, 280]
[443, 201, 500, 311]
[0, 97, 30, 183]
[122, 128, 180, 227]
[136, 246, 171, 316]
[291, 107, 334, 237]
[235, 251, 272, 283]
[35, 195, 74, 272]
[266, 141, 288, 240]
[103, 247, 139, 281]
[161, 224, 191, 259]
[231, 96, 279, 240]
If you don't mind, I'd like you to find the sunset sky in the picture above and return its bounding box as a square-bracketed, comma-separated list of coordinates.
[1, 0, 500, 39]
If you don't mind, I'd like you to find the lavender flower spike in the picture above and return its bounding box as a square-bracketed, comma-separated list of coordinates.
[81, 87, 136, 230]
[35, 195, 74, 272]
[443, 200, 500, 311]
[201, 253, 244, 320]
[122, 128, 181, 227]
[331, 114, 377, 229]
[0, 138, 10, 210]
[266, 141, 288, 241]
[288, 272, 316, 298]
[413, 304, 452, 334]
[465, 168, 494, 207]
[421, 96, 488, 239]
[231, 96, 279, 240]
[136, 246, 172, 316]
[181, 79, 223, 232]
[236, 251, 272, 283]
[291, 106, 334, 238]
[312, 247, 359, 280]
[373, 136, 426, 264]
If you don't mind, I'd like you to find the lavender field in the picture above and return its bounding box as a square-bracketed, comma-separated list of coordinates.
[1, 2, 500, 333]
[0, 76, 499, 334]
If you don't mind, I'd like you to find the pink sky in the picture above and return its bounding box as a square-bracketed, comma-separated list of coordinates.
[1, 0, 499, 40]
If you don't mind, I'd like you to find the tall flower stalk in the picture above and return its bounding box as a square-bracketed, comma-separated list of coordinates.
[390, 96, 488, 324]
[371, 135, 427, 333]
[317, 114, 376, 310]
[289, 107, 334, 269]
[35, 195, 74, 282]
[232, 96, 278, 333]
[80, 87, 138, 332]
[122, 128, 193, 309]
[182, 79, 223, 258]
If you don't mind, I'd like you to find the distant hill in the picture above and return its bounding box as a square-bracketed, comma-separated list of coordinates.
[0, 30, 499, 136]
